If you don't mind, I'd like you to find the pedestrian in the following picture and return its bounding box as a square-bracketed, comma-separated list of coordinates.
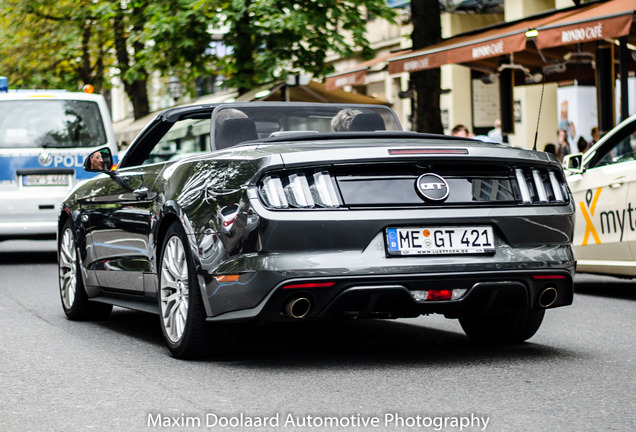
[556, 129, 570, 162]
[451, 124, 473, 138]
[558, 100, 576, 141]
[577, 136, 589, 153]
[487, 119, 503, 143]
[589, 126, 600, 148]
[544, 143, 556, 155]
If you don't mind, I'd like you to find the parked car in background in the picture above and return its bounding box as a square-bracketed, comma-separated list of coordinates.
[0, 89, 117, 241]
[564, 114, 636, 277]
[57, 102, 575, 359]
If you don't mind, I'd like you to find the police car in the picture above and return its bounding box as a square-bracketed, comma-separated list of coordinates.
[564, 114, 636, 277]
[0, 80, 117, 241]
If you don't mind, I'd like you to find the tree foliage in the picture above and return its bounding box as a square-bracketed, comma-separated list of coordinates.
[214, 0, 395, 94]
[0, 0, 215, 119]
[1, 0, 395, 118]
[0, 0, 108, 91]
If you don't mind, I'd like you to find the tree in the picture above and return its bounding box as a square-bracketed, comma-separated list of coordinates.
[0, 0, 109, 92]
[0, 0, 216, 119]
[2, 0, 396, 119]
[101, 0, 217, 119]
[409, 1, 443, 134]
[89, 0, 218, 119]
[213, 0, 396, 95]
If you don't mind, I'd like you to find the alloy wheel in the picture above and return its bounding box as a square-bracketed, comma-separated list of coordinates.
[59, 227, 77, 310]
[160, 235, 190, 343]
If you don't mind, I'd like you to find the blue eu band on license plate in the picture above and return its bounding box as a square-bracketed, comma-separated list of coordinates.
[386, 226, 495, 255]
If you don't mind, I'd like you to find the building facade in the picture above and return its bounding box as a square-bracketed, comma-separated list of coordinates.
[326, 0, 635, 150]
[111, 0, 635, 151]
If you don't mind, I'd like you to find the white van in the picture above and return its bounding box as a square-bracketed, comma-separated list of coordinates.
[0, 90, 117, 240]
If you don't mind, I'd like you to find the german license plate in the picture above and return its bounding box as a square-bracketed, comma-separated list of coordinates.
[22, 174, 69, 186]
[386, 226, 495, 255]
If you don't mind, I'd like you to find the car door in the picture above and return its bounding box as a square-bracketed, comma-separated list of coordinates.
[78, 166, 160, 293]
[569, 116, 636, 269]
[616, 118, 636, 261]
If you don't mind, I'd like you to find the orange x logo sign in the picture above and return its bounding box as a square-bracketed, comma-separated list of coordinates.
[579, 188, 602, 246]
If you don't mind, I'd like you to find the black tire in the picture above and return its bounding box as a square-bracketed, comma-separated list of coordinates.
[58, 219, 112, 320]
[459, 309, 545, 344]
[158, 222, 234, 359]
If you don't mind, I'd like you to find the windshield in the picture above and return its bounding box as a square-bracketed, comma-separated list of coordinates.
[211, 103, 402, 150]
[0, 99, 107, 149]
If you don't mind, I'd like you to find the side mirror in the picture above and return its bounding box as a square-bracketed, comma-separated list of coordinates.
[563, 153, 583, 174]
[84, 147, 113, 173]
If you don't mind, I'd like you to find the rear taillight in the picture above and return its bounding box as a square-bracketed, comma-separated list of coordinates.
[259, 171, 342, 209]
[514, 168, 567, 204]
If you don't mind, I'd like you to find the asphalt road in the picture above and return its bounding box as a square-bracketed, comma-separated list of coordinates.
[0, 240, 634, 432]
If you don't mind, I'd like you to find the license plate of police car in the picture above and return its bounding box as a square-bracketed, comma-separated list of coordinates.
[22, 174, 69, 186]
[386, 226, 495, 255]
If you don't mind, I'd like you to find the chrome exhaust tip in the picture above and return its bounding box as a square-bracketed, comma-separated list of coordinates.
[538, 286, 558, 308]
[284, 297, 312, 319]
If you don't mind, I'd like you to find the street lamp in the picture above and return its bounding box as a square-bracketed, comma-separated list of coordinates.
[167, 76, 184, 102]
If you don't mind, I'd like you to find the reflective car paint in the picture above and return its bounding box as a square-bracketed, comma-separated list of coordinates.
[58, 102, 576, 356]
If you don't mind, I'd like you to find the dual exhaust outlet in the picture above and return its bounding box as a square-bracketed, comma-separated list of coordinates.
[283, 286, 559, 318]
[538, 285, 558, 308]
[284, 297, 312, 319]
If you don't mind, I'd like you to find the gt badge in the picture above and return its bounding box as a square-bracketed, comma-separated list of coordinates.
[416, 173, 449, 202]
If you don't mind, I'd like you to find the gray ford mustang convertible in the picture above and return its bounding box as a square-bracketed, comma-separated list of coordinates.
[57, 102, 575, 358]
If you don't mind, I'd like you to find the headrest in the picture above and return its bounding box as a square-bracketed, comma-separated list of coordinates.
[215, 117, 258, 149]
[348, 113, 386, 131]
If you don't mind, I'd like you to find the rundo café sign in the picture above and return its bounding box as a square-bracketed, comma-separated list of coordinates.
[388, 33, 526, 74]
[560, 22, 603, 43]
[536, 10, 634, 49]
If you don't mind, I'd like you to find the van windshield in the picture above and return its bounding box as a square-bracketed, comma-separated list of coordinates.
[0, 99, 107, 149]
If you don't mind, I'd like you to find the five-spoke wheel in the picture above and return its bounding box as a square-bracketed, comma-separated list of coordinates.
[58, 220, 112, 320]
[160, 233, 191, 343]
[59, 224, 78, 311]
[158, 222, 233, 359]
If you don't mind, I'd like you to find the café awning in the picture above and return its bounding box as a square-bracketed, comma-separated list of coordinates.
[325, 67, 369, 91]
[236, 80, 390, 105]
[388, 0, 635, 76]
[535, 0, 635, 49]
[325, 50, 409, 90]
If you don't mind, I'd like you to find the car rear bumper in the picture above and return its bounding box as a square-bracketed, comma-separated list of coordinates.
[204, 268, 574, 322]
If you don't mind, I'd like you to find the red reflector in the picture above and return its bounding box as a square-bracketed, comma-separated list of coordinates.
[532, 275, 566, 280]
[389, 148, 469, 155]
[427, 289, 453, 301]
[282, 282, 336, 289]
